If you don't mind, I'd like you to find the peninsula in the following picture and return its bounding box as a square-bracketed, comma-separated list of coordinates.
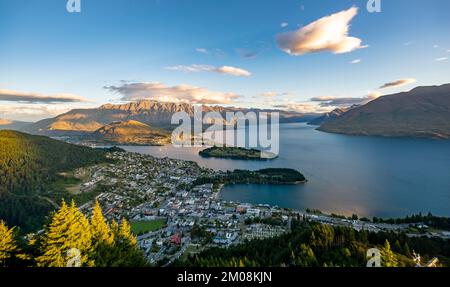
[199, 146, 278, 160]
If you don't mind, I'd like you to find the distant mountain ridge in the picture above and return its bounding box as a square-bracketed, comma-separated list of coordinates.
[318, 84, 450, 139]
[0, 119, 32, 131]
[22, 100, 317, 136]
[308, 107, 351, 126]
[93, 120, 170, 145]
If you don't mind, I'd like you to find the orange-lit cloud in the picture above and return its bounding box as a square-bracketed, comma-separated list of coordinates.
[105, 82, 241, 104]
[379, 78, 416, 89]
[276, 7, 366, 55]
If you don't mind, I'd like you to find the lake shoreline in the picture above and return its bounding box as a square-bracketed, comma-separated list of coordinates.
[120, 123, 450, 218]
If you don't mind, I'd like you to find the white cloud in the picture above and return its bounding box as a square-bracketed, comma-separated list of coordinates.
[379, 78, 416, 89]
[215, 66, 251, 77]
[165, 64, 212, 73]
[350, 59, 361, 64]
[435, 57, 448, 62]
[105, 82, 241, 105]
[281, 22, 289, 28]
[165, 64, 251, 77]
[276, 7, 366, 55]
[0, 89, 88, 103]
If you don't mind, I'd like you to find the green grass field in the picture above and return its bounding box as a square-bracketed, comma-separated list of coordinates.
[131, 219, 166, 235]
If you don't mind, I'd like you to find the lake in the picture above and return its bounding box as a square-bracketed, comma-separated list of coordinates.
[121, 123, 450, 218]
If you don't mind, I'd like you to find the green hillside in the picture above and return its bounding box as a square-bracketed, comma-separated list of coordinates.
[179, 221, 450, 267]
[0, 130, 109, 232]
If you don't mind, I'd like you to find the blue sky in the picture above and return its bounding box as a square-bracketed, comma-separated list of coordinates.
[0, 0, 449, 121]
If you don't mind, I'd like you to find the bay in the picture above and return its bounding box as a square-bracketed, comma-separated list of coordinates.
[121, 123, 450, 218]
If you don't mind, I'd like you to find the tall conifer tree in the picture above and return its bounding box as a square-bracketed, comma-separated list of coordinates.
[91, 201, 113, 245]
[36, 201, 93, 267]
[0, 221, 17, 266]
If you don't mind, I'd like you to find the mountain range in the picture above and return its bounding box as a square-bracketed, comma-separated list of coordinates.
[7, 83, 450, 141]
[21, 101, 316, 138]
[318, 84, 450, 139]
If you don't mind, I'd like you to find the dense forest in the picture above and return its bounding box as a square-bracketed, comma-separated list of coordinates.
[373, 213, 450, 231]
[179, 220, 450, 267]
[194, 168, 306, 185]
[0, 201, 147, 267]
[199, 146, 274, 160]
[0, 130, 109, 232]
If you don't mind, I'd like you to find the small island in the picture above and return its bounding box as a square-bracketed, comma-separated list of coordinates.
[199, 146, 278, 160]
[194, 168, 307, 185]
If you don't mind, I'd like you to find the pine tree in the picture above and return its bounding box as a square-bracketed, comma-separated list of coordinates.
[91, 201, 113, 245]
[0, 221, 17, 266]
[403, 242, 412, 258]
[94, 217, 148, 267]
[111, 219, 120, 236]
[118, 218, 137, 247]
[36, 200, 94, 267]
[381, 240, 398, 267]
[393, 240, 402, 253]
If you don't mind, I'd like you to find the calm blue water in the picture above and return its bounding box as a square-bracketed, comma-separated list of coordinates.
[122, 123, 450, 218]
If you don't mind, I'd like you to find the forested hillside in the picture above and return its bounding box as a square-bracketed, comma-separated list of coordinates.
[0, 130, 109, 232]
[180, 221, 450, 267]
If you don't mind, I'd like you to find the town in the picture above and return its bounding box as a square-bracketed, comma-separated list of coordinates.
[75, 151, 450, 266]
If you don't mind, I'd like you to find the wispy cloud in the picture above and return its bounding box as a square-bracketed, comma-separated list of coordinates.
[194, 48, 226, 58]
[236, 42, 270, 59]
[379, 78, 416, 89]
[311, 93, 379, 107]
[281, 22, 289, 28]
[435, 57, 448, 62]
[165, 64, 251, 77]
[0, 89, 88, 103]
[195, 48, 208, 54]
[259, 91, 292, 98]
[0, 104, 74, 122]
[350, 59, 362, 64]
[276, 7, 366, 55]
[236, 49, 259, 59]
[105, 82, 241, 105]
[273, 102, 329, 113]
